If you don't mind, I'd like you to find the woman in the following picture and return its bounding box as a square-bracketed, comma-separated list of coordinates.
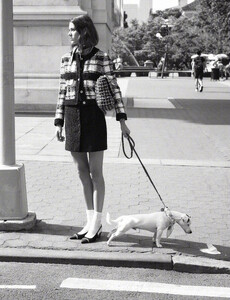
[54, 14, 130, 244]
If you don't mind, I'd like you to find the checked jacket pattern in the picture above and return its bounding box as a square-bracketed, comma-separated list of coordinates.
[55, 47, 127, 127]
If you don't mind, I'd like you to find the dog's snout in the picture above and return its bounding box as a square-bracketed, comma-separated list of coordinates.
[188, 230, 192, 234]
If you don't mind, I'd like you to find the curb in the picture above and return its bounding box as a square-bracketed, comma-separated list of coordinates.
[172, 255, 230, 274]
[0, 248, 171, 270]
[0, 248, 229, 274]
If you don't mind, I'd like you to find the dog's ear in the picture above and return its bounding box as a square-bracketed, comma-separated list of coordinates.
[182, 215, 191, 224]
[166, 224, 174, 238]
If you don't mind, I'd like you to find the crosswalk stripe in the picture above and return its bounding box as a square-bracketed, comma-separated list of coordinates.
[60, 278, 230, 298]
[0, 285, 36, 290]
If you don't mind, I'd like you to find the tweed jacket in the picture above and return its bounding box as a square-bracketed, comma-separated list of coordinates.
[54, 47, 127, 127]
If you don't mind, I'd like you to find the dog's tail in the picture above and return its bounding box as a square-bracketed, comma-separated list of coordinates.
[106, 212, 114, 225]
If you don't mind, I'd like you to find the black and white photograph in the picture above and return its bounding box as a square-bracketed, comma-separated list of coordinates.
[0, 0, 229, 299]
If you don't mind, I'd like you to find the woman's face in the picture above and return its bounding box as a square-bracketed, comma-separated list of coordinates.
[68, 22, 80, 47]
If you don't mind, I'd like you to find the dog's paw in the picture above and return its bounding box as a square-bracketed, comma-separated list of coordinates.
[107, 241, 111, 247]
[156, 244, 163, 248]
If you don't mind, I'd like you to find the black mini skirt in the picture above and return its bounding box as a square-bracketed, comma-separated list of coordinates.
[64, 100, 107, 152]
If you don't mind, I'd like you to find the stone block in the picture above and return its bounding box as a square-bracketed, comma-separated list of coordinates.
[14, 0, 79, 5]
[15, 88, 57, 105]
[14, 27, 28, 46]
[0, 164, 28, 219]
[27, 26, 62, 46]
[61, 27, 70, 46]
[14, 46, 68, 73]
[92, 0, 106, 9]
[80, 0, 92, 9]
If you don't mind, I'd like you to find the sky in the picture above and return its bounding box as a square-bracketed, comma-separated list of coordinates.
[124, 0, 194, 11]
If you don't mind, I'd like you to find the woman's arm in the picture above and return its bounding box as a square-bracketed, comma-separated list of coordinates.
[119, 118, 131, 138]
[103, 53, 127, 121]
[54, 57, 67, 141]
[102, 53, 130, 137]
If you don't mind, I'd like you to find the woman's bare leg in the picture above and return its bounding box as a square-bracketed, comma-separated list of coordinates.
[85, 151, 105, 238]
[71, 152, 94, 234]
[89, 151, 105, 212]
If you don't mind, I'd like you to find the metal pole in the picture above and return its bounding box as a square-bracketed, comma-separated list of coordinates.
[161, 24, 168, 79]
[0, 0, 36, 228]
[0, 0, 15, 165]
[161, 52, 166, 79]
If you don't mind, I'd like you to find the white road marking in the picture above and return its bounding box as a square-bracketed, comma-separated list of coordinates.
[0, 285, 36, 290]
[60, 278, 230, 298]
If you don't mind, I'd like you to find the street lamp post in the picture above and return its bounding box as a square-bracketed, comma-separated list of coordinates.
[160, 24, 169, 78]
[156, 23, 169, 78]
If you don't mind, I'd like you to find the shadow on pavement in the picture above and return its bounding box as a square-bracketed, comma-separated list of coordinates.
[127, 99, 230, 125]
[29, 220, 230, 262]
[30, 220, 81, 236]
[107, 233, 230, 262]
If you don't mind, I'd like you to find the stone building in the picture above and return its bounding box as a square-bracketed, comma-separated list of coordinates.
[181, 0, 198, 17]
[13, 0, 123, 111]
[124, 0, 152, 24]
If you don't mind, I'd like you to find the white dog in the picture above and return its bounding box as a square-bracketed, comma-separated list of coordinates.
[106, 208, 192, 248]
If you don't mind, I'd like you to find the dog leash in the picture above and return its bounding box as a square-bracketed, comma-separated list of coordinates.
[122, 134, 167, 208]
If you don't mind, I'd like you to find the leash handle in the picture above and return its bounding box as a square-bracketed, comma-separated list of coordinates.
[121, 134, 135, 159]
[122, 134, 167, 208]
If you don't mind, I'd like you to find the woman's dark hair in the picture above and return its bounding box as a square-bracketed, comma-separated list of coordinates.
[197, 50, 201, 56]
[70, 14, 99, 49]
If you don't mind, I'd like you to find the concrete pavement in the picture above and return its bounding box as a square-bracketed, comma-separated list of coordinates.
[1, 77, 230, 273]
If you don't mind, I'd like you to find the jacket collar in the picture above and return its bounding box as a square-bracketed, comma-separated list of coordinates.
[70, 47, 99, 64]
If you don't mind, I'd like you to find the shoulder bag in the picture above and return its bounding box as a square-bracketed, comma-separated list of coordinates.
[95, 75, 116, 113]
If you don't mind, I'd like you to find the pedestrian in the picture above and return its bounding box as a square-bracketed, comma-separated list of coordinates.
[217, 60, 224, 80]
[225, 62, 230, 80]
[54, 14, 130, 244]
[193, 50, 205, 92]
[113, 55, 123, 70]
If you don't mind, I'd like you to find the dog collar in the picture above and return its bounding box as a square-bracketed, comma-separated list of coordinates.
[164, 209, 176, 225]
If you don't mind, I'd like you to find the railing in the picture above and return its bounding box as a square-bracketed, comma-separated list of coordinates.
[114, 67, 194, 77]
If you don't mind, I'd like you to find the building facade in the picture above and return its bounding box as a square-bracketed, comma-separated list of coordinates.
[13, 0, 122, 111]
[124, 0, 152, 24]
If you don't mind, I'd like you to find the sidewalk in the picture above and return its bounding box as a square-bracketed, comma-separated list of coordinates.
[1, 77, 230, 273]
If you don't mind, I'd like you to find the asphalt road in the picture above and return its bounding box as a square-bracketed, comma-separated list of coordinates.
[0, 262, 229, 299]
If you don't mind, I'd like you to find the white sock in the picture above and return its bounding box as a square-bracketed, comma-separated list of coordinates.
[86, 211, 102, 238]
[78, 209, 94, 234]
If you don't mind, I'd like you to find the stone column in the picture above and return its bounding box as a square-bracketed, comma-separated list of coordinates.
[0, 0, 36, 230]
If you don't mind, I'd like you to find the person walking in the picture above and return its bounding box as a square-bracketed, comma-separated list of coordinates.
[193, 50, 205, 92]
[54, 14, 130, 244]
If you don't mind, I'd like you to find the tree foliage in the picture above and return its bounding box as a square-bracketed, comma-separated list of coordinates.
[111, 0, 230, 69]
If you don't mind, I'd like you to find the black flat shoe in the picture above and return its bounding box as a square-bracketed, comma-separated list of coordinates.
[81, 225, 102, 244]
[70, 232, 87, 240]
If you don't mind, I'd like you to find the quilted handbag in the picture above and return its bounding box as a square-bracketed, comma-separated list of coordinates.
[95, 75, 116, 113]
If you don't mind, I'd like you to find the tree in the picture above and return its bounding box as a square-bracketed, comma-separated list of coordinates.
[112, 19, 146, 65]
[196, 0, 230, 53]
[111, 0, 230, 69]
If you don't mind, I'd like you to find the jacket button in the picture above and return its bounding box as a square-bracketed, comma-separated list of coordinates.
[83, 101, 86, 104]
[80, 90, 83, 94]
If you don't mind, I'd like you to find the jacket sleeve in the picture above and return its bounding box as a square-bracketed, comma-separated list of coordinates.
[103, 53, 127, 121]
[54, 57, 66, 127]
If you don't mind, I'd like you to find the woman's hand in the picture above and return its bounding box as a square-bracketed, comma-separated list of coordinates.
[120, 119, 130, 138]
[56, 126, 65, 142]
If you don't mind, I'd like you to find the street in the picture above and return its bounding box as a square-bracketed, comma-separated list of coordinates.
[0, 262, 229, 299]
